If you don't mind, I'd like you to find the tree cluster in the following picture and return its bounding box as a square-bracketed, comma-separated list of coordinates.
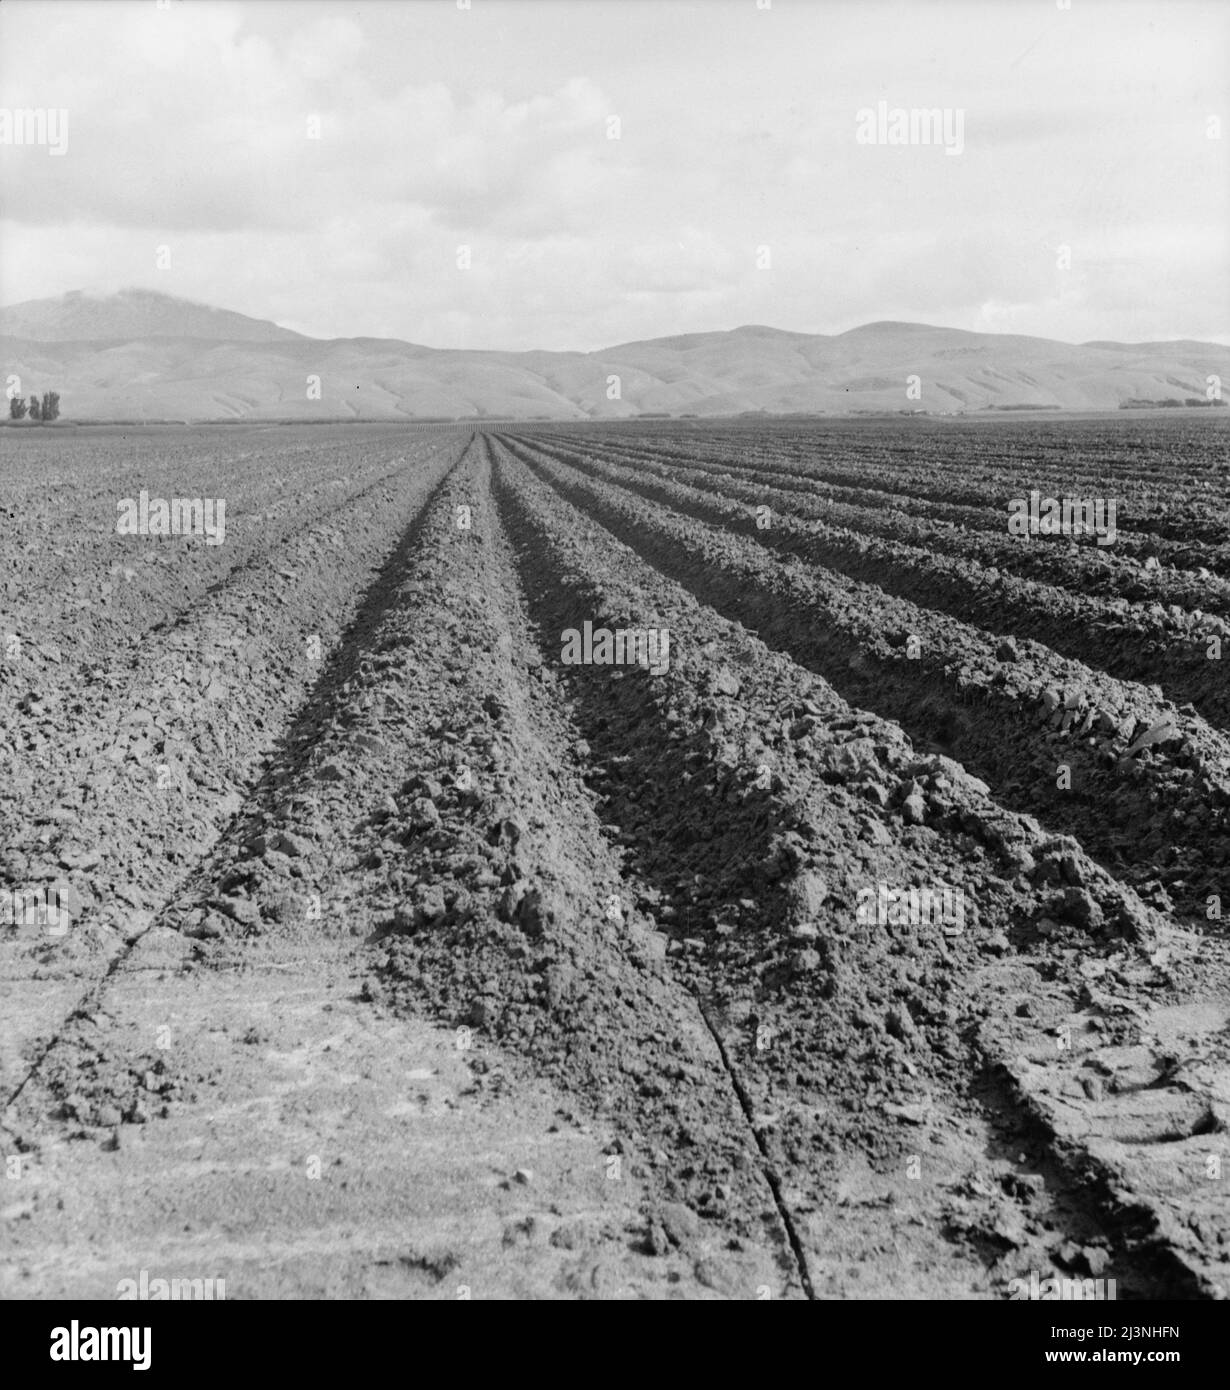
[9, 391, 60, 421]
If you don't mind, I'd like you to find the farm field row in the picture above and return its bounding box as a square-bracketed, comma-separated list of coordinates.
[499, 432, 1230, 924]
[539, 416, 1230, 550]
[541, 428, 1230, 611]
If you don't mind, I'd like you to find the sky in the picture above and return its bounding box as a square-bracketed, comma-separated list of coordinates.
[0, 0, 1227, 350]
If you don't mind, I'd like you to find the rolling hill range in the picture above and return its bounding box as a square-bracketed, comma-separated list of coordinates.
[2, 290, 1226, 421]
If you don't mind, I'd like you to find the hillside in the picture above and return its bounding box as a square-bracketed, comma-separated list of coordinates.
[2, 290, 1225, 420]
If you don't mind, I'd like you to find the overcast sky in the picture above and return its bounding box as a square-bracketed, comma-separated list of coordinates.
[1, 0, 1226, 349]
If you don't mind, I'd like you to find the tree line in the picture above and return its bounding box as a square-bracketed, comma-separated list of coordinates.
[9, 391, 61, 421]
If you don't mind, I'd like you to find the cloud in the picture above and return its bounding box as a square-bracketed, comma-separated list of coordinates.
[0, 0, 1226, 348]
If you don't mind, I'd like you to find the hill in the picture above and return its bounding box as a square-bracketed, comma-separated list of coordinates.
[2, 290, 1225, 420]
[0, 288, 306, 345]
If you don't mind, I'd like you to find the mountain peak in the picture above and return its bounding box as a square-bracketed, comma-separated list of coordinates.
[839, 320, 947, 336]
[0, 288, 306, 344]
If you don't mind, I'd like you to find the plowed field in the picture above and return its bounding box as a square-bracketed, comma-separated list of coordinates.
[3, 415, 1228, 1300]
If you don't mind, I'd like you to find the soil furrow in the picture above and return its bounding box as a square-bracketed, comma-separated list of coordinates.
[556, 443, 1230, 733]
[13, 433, 801, 1296]
[567, 418, 1230, 555]
[551, 430, 1230, 617]
[491, 435, 1211, 1298]
[0, 438, 463, 1110]
[505, 433, 1230, 924]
